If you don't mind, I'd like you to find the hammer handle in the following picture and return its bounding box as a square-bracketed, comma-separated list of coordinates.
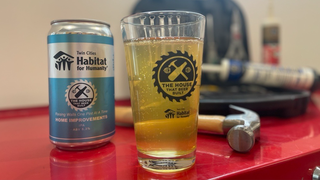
[115, 106, 225, 134]
[115, 106, 135, 124]
[198, 115, 224, 134]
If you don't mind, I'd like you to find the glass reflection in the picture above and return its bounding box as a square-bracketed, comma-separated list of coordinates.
[137, 164, 197, 180]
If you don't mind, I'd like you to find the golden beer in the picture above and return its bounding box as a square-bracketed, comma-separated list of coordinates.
[124, 37, 203, 170]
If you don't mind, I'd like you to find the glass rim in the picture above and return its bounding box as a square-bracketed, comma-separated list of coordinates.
[120, 10, 205, 27]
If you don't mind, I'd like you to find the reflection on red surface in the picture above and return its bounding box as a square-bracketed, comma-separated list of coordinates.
[50, 143, 116, 180]
[2, 100, 320, 179]
[136, 165, 198, 180]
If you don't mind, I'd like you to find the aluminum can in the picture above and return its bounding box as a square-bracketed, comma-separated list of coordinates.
[47, 19, 115, 150]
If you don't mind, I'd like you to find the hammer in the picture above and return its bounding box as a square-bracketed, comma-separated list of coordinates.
[115, 105, 260, 153]
[168, 60, 188, 81]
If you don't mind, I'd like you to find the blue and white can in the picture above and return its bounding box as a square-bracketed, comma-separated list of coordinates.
[47, 19, 115, 150]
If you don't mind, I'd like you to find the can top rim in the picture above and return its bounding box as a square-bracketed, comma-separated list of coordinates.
[51, 19, 110, 27]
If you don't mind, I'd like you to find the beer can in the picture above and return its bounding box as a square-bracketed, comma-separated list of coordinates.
[47, 19, 115, 150]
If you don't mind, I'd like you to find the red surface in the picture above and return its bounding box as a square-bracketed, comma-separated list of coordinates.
[1, 99, 320, 179]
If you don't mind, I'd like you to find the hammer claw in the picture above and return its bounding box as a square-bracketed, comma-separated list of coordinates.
[229, 105, 248, 113]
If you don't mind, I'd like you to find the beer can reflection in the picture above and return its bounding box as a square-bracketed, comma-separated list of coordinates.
[50, 143, 116, 180]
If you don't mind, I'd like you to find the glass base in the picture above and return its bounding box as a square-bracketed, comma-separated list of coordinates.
[138, 150, 196, 173]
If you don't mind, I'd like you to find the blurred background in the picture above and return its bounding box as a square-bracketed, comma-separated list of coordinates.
[0, 0, 320, 110]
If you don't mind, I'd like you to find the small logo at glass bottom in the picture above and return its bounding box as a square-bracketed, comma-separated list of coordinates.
[165, 109, 175, 119]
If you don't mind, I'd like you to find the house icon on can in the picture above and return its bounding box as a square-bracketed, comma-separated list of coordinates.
[54, 51, 74, 71]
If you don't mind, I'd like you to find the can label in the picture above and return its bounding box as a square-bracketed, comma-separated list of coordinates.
[48, 34, 115, 143]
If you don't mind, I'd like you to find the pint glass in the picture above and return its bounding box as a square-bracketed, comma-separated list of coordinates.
[121, 11, 205, 172]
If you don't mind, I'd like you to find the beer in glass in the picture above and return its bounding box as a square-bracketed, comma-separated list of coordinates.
[121, 11, 205, 172]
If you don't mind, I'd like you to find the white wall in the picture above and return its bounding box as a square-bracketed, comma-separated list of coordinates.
[236, 0, 320, 67]
[0, 0, 137, 110]
[1, 0, 320, 110]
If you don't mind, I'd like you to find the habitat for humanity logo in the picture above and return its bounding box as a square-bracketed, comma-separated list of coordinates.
[54, 51, 74, 71]
[165, 109, 175, 119]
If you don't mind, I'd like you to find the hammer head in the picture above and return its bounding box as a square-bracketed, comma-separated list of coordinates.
[224, 105, 260, 153]
[168, 60, 177, 67]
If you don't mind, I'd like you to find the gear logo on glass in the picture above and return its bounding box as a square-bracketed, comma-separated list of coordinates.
[152, 50, 198, 102]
